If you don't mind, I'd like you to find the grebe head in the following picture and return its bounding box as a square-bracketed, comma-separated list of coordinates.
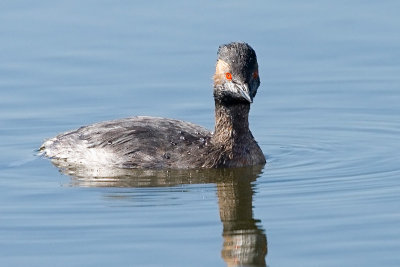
[213, 42, 260, 104]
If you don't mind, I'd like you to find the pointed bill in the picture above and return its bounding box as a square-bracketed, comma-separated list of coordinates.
[237, 83, 253, 103]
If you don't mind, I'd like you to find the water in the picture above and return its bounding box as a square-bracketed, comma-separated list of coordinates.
[1, 1, 400, 266]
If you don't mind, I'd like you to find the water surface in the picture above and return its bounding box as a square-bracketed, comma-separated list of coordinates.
[1, 1, 400, 266]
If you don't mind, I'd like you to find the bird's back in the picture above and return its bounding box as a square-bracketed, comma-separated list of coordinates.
[41, 116, 212, 169]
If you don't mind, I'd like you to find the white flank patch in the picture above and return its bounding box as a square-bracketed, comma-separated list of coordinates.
[79, 147, 116, 166]
[43, 138, 117, 167]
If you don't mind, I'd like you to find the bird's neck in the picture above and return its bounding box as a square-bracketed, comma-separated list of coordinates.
[212, 100, 252, 144]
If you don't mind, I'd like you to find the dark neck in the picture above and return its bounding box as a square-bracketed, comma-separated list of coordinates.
[212, 99, 252, 145]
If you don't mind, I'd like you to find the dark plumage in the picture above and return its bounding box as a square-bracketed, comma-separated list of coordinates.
[40, 42, 266, 169]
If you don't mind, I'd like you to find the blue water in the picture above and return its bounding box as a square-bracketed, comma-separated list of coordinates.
[1, 1, 400, 266]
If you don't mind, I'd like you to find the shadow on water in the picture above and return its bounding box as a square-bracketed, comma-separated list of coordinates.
[51, 159, 268, 266]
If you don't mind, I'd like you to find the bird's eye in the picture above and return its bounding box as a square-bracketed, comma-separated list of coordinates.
[253, 70, 259, 79]
[225, 73, 232, 80]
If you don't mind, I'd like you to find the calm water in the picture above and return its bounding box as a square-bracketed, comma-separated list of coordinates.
[1, 1, 400, 266]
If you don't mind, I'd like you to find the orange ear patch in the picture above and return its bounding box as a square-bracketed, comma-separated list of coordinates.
[225, 72, 232, 80]
[214, 59, 231, 84]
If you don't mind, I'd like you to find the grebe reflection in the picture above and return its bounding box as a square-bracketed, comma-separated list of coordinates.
[57, 164, 268, 266]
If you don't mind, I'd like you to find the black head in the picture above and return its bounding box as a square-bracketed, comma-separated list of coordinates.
[213, 42, 260, 104]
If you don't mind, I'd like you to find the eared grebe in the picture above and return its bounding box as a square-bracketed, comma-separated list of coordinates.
[40, 42, 266, 169]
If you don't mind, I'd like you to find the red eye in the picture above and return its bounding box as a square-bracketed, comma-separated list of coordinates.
[225, 73, 232, 80]
[253, 70, 258, 79]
